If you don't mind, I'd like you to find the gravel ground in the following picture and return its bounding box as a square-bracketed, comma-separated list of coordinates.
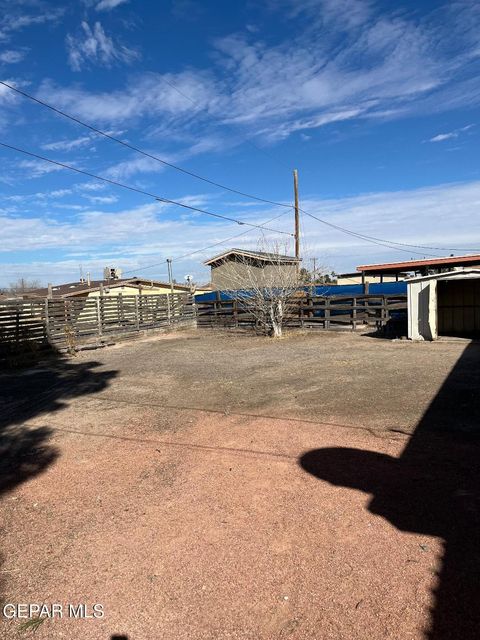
[1, 330, 478, 639]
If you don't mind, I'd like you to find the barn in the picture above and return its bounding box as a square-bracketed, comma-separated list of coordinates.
[408, 270, 480, 340]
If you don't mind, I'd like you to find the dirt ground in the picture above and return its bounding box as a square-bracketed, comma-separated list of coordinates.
[1, 329, 479, 640]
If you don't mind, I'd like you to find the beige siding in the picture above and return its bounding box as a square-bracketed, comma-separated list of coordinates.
[211, 261, 297, 290]
[86, 284, 187, 297]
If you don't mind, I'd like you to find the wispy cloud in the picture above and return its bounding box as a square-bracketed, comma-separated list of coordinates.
[96, 0, 129, 11]
[41, 134, 95, 152]
[66, 21, 139, 71]
[0, 7, 63, 42]
[0, 77, 19, 104]
[38, 70, 216, 124]
[37, 0, 480, 149]
[18, 158, 68, 177]
[427, 124, 474, 143]
[430, 132, 458, 143]
[3, 180, 480, 286]
[0, 49, 27, 63]
[82, 194, 118, 204]
[104, 135, 226, 179]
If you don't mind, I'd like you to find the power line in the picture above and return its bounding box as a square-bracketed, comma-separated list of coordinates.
[0, 80, 293, 209]
[122, 210, 292, 275]
[3, 81, 478, 256]
[1, 133, 471, 257]
[299, 209, 442, 257]
[0, 141, 293, 236]
[157, 75, 294, 172]
[300, 207, 480, 254]
[135, 77, 480, 255]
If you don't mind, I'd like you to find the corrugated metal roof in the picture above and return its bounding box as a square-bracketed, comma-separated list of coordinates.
[358, 254, 480, 273]
[204, 248, 300, 266]
[407, 269, 480, 283]
[27, 277, 191, 298]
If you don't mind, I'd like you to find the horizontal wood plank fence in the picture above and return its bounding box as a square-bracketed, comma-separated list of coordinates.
[0, 293, 194, 356]
[196, 293, 407, 332]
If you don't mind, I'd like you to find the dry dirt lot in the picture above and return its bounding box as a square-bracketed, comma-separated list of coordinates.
[1, 330, 479, 640]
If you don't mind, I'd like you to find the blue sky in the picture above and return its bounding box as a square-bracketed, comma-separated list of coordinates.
[0, 0, 479, 286]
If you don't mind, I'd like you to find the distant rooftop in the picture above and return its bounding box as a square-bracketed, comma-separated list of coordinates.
[28, 277, 191, 298]
[204, 248, 300, 266]
[357, 253, 480, 274]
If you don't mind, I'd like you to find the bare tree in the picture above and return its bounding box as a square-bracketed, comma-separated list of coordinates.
[220, 241, 301, 338]
[8, 278, 41, 296]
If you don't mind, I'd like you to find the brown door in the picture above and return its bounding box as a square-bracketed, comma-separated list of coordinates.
[437, 279, 480, 336]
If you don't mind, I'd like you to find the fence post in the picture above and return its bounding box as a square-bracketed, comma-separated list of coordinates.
[381, 295, 389, 330]
[167, 294, 171, 325]
[325, 298, 330, 329]
[96, 297, 103, 337]
[44, 298, 50, 343]
[172, 294, 178, 325]
[233, 299, 238, 328]
[352, 297, 357, 331]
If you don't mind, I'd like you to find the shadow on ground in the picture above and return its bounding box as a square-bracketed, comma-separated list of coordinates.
[300, 342, 480, 639]
[0, 353, 117, 599]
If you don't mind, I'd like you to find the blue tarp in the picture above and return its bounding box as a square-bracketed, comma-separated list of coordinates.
[195, 281, 407, 303]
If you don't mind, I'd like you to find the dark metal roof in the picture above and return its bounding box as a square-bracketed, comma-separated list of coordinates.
[204, 248, 300, 266]
[27, 277, 191, 298]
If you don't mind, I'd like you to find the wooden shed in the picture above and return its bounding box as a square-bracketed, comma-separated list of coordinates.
[407, 269, 480, 340]
[204, 248, 300, 290]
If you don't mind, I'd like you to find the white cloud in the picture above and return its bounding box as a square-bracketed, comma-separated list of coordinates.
[96, 0, 129, 11]
[297, 180, 480, 266]
[18, 158, 67, 177]
[83, 194, 118, 204]
[430, 132, 458, 143]
[0, 78, 19, 104]
[0, 8, 63, 42]
[0, 49, 26, 63]
[104, 135, 226, 179]
[41, 135, 95, 151]
[2, 180, 480, 286]
[428, 124, 474, 143]
[38, 70, 216, 124]
[77, 181, 107, 192]
[66, 21, 139, 71]
[37, 0, 480, 147]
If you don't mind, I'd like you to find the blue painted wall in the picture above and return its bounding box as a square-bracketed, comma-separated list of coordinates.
[195, 281, 407, 303]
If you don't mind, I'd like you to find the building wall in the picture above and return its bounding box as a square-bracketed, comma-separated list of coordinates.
[85, 284, 188, 297]
[408, 279, 437, 340]
[211, 260, 297, 290]
[337, 274, 402, 286]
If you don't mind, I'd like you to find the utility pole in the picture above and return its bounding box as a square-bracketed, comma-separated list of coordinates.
[293, 169, 300, 274]
[312, 257, 317, 283]
[166, 258, 174, 294]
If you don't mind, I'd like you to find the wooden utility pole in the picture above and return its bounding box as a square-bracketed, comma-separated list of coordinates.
[293, 169, 300, 274]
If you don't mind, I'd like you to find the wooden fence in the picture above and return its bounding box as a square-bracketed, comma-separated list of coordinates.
[0, 293, 194, 356]
[196, 293, 407, 333]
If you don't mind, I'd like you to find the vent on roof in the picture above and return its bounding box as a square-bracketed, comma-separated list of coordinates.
[104, 266, 122, 280]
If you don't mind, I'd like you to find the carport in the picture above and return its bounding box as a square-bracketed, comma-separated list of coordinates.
[408, 270, 480, 340]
